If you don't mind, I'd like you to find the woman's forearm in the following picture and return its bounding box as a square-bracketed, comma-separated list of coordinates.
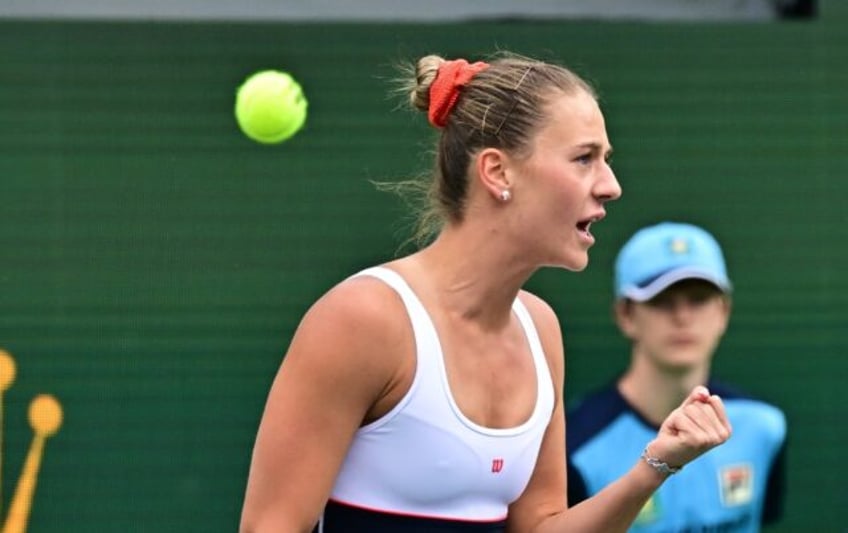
[534, 459, 666, 533]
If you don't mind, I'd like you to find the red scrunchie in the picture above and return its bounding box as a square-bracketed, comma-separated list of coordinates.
[427, 59, 490, 128]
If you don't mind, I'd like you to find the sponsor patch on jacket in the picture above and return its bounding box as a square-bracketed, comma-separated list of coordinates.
[719, 463, 753, 506]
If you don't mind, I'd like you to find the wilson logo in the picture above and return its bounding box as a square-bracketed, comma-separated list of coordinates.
[491, 458, 504, 473]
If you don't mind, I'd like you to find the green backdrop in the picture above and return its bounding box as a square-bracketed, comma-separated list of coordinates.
[0, 4, 845, 532]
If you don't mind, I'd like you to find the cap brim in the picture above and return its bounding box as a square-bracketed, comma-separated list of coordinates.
[619, 267, 731, 302]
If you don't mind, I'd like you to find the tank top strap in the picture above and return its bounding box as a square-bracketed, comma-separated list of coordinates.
[349, 266, 430, 323]
[348, 265, 443, 375]
[511, 296, 555, 414]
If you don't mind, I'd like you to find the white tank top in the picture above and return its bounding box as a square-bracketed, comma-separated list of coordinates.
[327, 266, 556, 522]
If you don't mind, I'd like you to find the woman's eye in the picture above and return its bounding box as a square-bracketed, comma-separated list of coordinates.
[575, 154, 592, 164]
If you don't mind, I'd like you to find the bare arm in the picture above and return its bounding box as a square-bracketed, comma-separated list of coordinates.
[239, 277, 409, 533]
[506, 292, 732, 533]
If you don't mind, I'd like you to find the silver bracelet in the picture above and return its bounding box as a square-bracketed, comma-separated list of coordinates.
[641, 447, 683, 476]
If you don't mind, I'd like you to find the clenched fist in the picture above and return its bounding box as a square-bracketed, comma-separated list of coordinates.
[645, 386, 732, 472]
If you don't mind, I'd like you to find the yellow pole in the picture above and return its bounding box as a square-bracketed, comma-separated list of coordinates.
[2, 394, 62, 533]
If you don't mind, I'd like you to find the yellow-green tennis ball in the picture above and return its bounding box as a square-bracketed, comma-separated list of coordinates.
[235, 70, 308, 144]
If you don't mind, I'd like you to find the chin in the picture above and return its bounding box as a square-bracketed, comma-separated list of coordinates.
[550, 252, 589, 272]
[569, 247, 591, 270]
[662, 355, 710, 372]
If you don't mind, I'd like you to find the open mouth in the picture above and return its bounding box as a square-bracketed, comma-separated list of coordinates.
[577, 216, 601, 236]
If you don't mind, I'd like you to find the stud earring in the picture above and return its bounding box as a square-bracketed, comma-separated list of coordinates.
[500, 189, 511, 202]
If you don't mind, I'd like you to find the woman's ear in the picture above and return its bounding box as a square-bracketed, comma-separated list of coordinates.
[475, 147, 512, 202]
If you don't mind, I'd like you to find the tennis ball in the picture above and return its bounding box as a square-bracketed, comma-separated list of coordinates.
[235, 70, 308, 144]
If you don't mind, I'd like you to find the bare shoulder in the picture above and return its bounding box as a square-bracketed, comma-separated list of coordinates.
[293, 273, 410, 377]
[272, 271, 414, 456]
[307, 273, 406, 332]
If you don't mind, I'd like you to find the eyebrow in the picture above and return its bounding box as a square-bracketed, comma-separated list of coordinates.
[575, 142, 613, 157]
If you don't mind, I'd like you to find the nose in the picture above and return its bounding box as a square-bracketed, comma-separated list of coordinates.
[669, 299, 697, 323]
[596, 162, 622, 202]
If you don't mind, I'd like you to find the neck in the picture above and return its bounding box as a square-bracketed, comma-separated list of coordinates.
[402, 223, 536, 330]
[617, 355, 710, 426]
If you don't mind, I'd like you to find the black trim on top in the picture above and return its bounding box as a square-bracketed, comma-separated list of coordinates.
[314, 500, 507, 533]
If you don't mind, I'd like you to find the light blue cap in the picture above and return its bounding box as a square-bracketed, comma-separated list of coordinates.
[614, 222, 731, 301]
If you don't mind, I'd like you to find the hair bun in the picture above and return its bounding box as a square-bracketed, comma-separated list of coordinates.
[409, 55, 445, 112]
